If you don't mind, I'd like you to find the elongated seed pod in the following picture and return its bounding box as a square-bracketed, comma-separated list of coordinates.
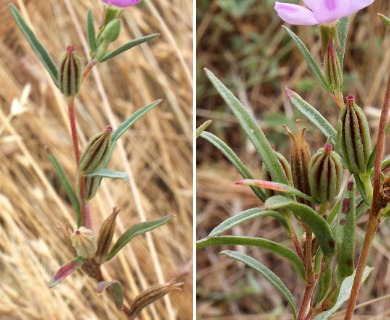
[337, 94, 371, 174]
[58, 46, 82, 97]
[79, 126, 112, 174]
[309, 144, 343, 204]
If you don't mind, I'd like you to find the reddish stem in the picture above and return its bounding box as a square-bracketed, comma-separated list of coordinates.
[344, 72, 390, 319]
[67, 97, 80, 166]
[78, 175, 91, 229]
[82, 60, 97, 83]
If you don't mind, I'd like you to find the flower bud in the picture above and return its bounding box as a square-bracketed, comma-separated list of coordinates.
[84, 176, 103, 200]
[102, 19, 121, 43]
[309, 144, 343, 204]
[58, 46, 83, 97]
[79, 126, 112, 174]
[70, 227, 97, 259]
[94, 207, 120, 264]
[262, 150, 293, 198]
[337, 94, 371, 174]
[320, 24, 343, 94]
[285, 121, 311, 205]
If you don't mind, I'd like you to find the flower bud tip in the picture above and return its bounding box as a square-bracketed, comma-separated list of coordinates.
[66, 45, 76, 54]
[324, 144, 333, 152]
[346, 94, 354, 105]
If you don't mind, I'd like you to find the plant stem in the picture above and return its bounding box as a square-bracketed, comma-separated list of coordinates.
[344, 72, 390, 320]
[78, 175, 91, 229]
[82, 60, 97, 83]
[334, 90, 345, 109]
[67, 97, 80, 166]
[298, 226, 315, 320]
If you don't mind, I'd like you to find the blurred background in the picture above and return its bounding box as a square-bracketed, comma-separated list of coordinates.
[0, 0, 192, 319]
[197, 0, 390, 318]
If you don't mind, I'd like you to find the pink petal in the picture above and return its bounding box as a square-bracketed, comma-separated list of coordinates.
[308, 0, 351, 23]
[274, 2, 319, 25]
[347, 0, 375, 16]
[101, 0, 142, 7]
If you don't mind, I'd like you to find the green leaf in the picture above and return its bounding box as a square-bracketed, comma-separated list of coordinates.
[110, 100, 161, 146]
[201, 131, 266, 201]
[198, 236, 305, 281]
[100, 33, 160, 62]
[332, 178, 356, 280]
[87, 10, 97, 54]
[207, 207, 287, 237]
[237, 179, 316, 203]
[366, 144, 377, 172]
[48, 256, 85, 287]
[9, 4, 58, 86]
[205, 69, 289, 186]
[196, 120, 212, 139]
[97, 281, 124, 310]
[85, 168, 128, 180]
[326, 196, 342, 223]
[47, 149, 81, 227]
[336, 17, 349, 71]
[106, 215, 172, 261]
[265, 196, 335, 257]
[286, 89, 336, 144]
[354, 173, 369, 206]
[356, 198, 369, 219]
[315, 266, 373, 320]
[283, 26, 329, 90]
[378, 13, 390, 27]
[221, 250, 297, 320]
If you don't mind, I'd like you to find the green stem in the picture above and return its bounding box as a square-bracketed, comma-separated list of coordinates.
[359, 172, 373, 203]
[344, 72, 390, 320]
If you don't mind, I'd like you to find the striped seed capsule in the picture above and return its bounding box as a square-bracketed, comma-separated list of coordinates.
[79, 126, 112, 175]
[58, 46, 82, 97]
[309, 144, 343, 204]
[337, 94, 371, 174]
[70, 227, 97, 259]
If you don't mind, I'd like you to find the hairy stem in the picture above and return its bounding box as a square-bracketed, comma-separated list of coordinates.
[67, 97, 80, 166]
[78, 175, 91, 229]
[344, 72, 390, 319]
[82, 60, 97, 83]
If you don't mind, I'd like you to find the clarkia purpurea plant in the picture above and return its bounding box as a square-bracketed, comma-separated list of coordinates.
[9, 1, 180, 318]
[197, 1, 390, 319]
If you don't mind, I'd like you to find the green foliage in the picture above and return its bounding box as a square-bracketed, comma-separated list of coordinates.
[97, 281, 124, 310]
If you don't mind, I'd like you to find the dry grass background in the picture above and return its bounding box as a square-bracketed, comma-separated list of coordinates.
[197, 0, 390, 319]
[0, 0, 192, 319]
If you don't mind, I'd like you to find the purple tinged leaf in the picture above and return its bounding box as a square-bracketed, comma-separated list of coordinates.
[97, 281, 124, 310]
[48, 256, 85, 287]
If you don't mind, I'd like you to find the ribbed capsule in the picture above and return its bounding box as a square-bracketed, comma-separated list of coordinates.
[324, 38, 343, 94]
[58, 46, 82, 97]
[94, 207, 120, 264]
[70, 227, 97, 259]
[337, 94, 371, 174]
[262, 150, 293, 198]
[309, 144, 343, 204]
[285, 121, 311, 205]
[84, 176, 103, 200]
[79, 126, 112, 174]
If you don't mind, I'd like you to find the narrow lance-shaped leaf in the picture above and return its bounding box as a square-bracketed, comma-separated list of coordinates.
[336, 17, 349, 71]
[85, 168, 128, 180]
[110, 99, 161, 147]
[283, 26, 329, 90]
[221, 251, 297, 320]
[48, 256, 85, 287]
[47, 149, 81, 227]
[196, 120, 212, 139]
[97, 281, 124, 311]
[198, 236, 305, 281]
[207, 207, 287, 237]
[378, 14, 390, 27]
[205, 69, 288, 186]
[100, 34, 160, 63]
[315, 266, 373, 320]
[87, 9, 97, 54]
[332, 178, 356, 281]
[236, 179, 316, 203]
[201, 131, 266, 201]
[285, 89, 336, 144]
[265, 196, 335, 257]
[9, 4, 58, 86]
[106, 215, 173, 261]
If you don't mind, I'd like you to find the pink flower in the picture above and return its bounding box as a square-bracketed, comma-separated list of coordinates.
[101, 0, 142, 8]
[274, 0, 374, 25]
